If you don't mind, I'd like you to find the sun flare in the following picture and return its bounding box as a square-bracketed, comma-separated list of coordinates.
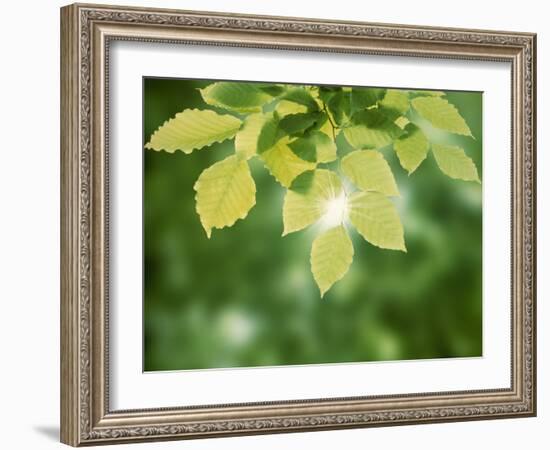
[322, 194, 348, 228]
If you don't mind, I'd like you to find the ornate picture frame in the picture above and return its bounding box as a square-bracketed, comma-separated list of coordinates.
[60, 3, 536, 446]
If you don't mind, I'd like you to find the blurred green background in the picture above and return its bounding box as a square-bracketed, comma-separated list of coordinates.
[143, 78, 482, 371]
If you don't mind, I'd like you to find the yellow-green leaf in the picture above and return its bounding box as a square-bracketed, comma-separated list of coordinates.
[282, 169, 343, 235]
[343, 126, 390, 149]
[280, 87, 319, 111]
[411, 97, 472, 136]
[193, 155, 256, 238]
[312, 132, 337, 163]
[341, 150, 399, 196]
[311, 225, 354, 297]
[348, 191, 406, 251]
[431, 144, 480, 182]
[145, 109, 242, 154]
[408, 90, 445, 98]
[317, 115, 335, 139]
[393, 124, 429, 174]
[260, 139, 316, 188]
[394, 116, 410, 130]
[199, 82, 273, 113]
[234, 112, 280, 158]
[234, 113, 267, 159]
[379, 89, 410, 118]
[275, 100, 308, 117]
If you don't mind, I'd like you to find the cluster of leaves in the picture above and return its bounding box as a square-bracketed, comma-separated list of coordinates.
[145, 81, 480, 297]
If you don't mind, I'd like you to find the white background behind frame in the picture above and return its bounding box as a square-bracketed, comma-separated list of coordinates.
[1, 0, 547, 449]
[110, 40, 511, 410]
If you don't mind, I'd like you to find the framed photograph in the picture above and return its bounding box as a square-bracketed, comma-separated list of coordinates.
[60, 3, 537, 446]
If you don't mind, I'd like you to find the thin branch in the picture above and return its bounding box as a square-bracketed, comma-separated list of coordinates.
[322, 102, 337, 142]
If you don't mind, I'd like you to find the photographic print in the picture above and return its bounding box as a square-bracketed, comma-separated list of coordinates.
[61, 5, 536, 445]
[143, 78, 483, 372]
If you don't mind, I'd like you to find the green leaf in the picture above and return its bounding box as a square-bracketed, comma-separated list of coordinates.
[411, 97, 472, 136]
[260, 139, 316, 187]
[256, 114, 280, 153]
[234, 112, 280, 158]
[343, 110, 403, 149]
[256, 84, 286, 96]
[348, 191, 406, 251]
[282, 169, 343, 235]
[288, 137, 316, 162]
[431, 144, 480, 182]
[307, 86, 325, 108]
[145, 109, 242, 154]
[341, 150, 399, 196]
[351, 109, 402, 129]
[280, 87, 319, 111]
[317, 86, 338, 105]
[379, 89, 410, 119]
[326, 90, 351, 126]
[193, 155, 256, 238]
[288, 131, 337, 164]
[199, 82, 273, 113]
[275, 100, 308, 117]
[279, 112, 320, 136]
[311, 225, 354, 297]
[350, 87, 386, 114]
[393, 124, 429, 174]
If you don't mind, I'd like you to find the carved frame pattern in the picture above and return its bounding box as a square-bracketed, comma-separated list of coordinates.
[60, 3, 536, 446]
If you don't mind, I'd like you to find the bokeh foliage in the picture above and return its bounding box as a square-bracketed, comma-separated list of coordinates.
[143, 77, 482, 371]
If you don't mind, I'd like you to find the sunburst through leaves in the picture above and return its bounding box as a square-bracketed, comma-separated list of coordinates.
[145, 81, 480, 297]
